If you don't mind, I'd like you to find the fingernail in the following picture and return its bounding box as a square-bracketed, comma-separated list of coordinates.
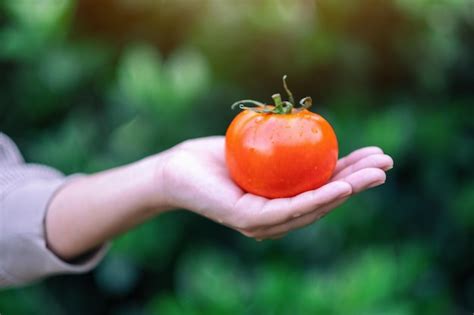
[368, 180, 385, 189]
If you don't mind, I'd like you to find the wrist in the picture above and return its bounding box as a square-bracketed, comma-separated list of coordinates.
[45, 154, 174, 260]
[133, 151, 176, 213]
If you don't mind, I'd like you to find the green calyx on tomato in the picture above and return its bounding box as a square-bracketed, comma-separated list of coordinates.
[226, 77, 339, 198]
[231, 75, 313, 115]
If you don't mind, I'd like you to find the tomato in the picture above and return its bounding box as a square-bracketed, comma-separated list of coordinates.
[225, 76, 338, 198]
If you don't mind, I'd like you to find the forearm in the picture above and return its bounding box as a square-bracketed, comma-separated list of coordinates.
[45, 155, 171, 260]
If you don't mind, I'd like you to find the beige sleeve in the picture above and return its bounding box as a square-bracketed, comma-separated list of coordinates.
[0, 133, 108, 288]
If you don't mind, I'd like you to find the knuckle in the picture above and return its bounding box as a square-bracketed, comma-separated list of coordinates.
[239, 229, 257, 238]
[236, 220, 251, 231]
[238, 227, 267, 240]
[230, 213, 256, 231]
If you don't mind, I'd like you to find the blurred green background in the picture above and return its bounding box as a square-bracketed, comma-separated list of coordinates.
[1, 0, 473, 314]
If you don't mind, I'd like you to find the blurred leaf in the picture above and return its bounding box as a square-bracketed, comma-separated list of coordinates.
[108, 116, 156, 162]
[117, 43, 163, 112]
[453, 181, 474, 228]
[113, 212, 185, 271]
[164, 48, 210, 108]
[1, 0, 73, 59]
[175, 245, 248, 313]
[147, 293, 197, 315]
[0, 285, 62, 315]
[26, 116, 96, 173]
[38, 43, 110, 93]
[94, 254, 140, 296]
[363, 105, 415, 157]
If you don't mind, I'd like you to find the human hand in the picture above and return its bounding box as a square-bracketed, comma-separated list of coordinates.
[154, 136, 393, 240]
[44, 135, 392, 261]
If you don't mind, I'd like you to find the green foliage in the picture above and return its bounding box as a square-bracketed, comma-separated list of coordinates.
[115, 44, 210, 116]
[1, 0, 473, 314]
[145, 245, 439, 315]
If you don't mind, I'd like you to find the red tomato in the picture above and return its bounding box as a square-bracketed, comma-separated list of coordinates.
[225, 76, 338, 199]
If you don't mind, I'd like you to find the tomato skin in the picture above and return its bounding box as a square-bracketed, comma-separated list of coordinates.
[225, 109, 338, 199]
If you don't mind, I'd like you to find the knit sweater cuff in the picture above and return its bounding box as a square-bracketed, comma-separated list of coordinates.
[0, 176, 109, 288]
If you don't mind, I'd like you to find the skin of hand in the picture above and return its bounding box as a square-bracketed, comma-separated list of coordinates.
[157, 136, 393, 240]
[46, 136, 393, 260]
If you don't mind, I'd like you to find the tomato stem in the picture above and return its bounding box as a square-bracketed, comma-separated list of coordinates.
[272, 93, 283, 109]
[231, 99, 266, 111]
[272, 93, 293, 114]
[299, 96, 313, 110]
[282, 75, 295, 106]
[230, 75, 312, 114]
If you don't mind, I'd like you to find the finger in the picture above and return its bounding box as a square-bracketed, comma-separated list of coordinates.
[342, 168, 386, 194]
[178, 136, 226, 163]
[237, 181, 352, 229]
[331, 154, 393, 181]
[257, 197, 349, 238]
[262, 168, 389, 237]
[334, 147, 384, 175]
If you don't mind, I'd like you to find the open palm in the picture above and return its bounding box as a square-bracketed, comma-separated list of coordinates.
[161, 136, 393, 240]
